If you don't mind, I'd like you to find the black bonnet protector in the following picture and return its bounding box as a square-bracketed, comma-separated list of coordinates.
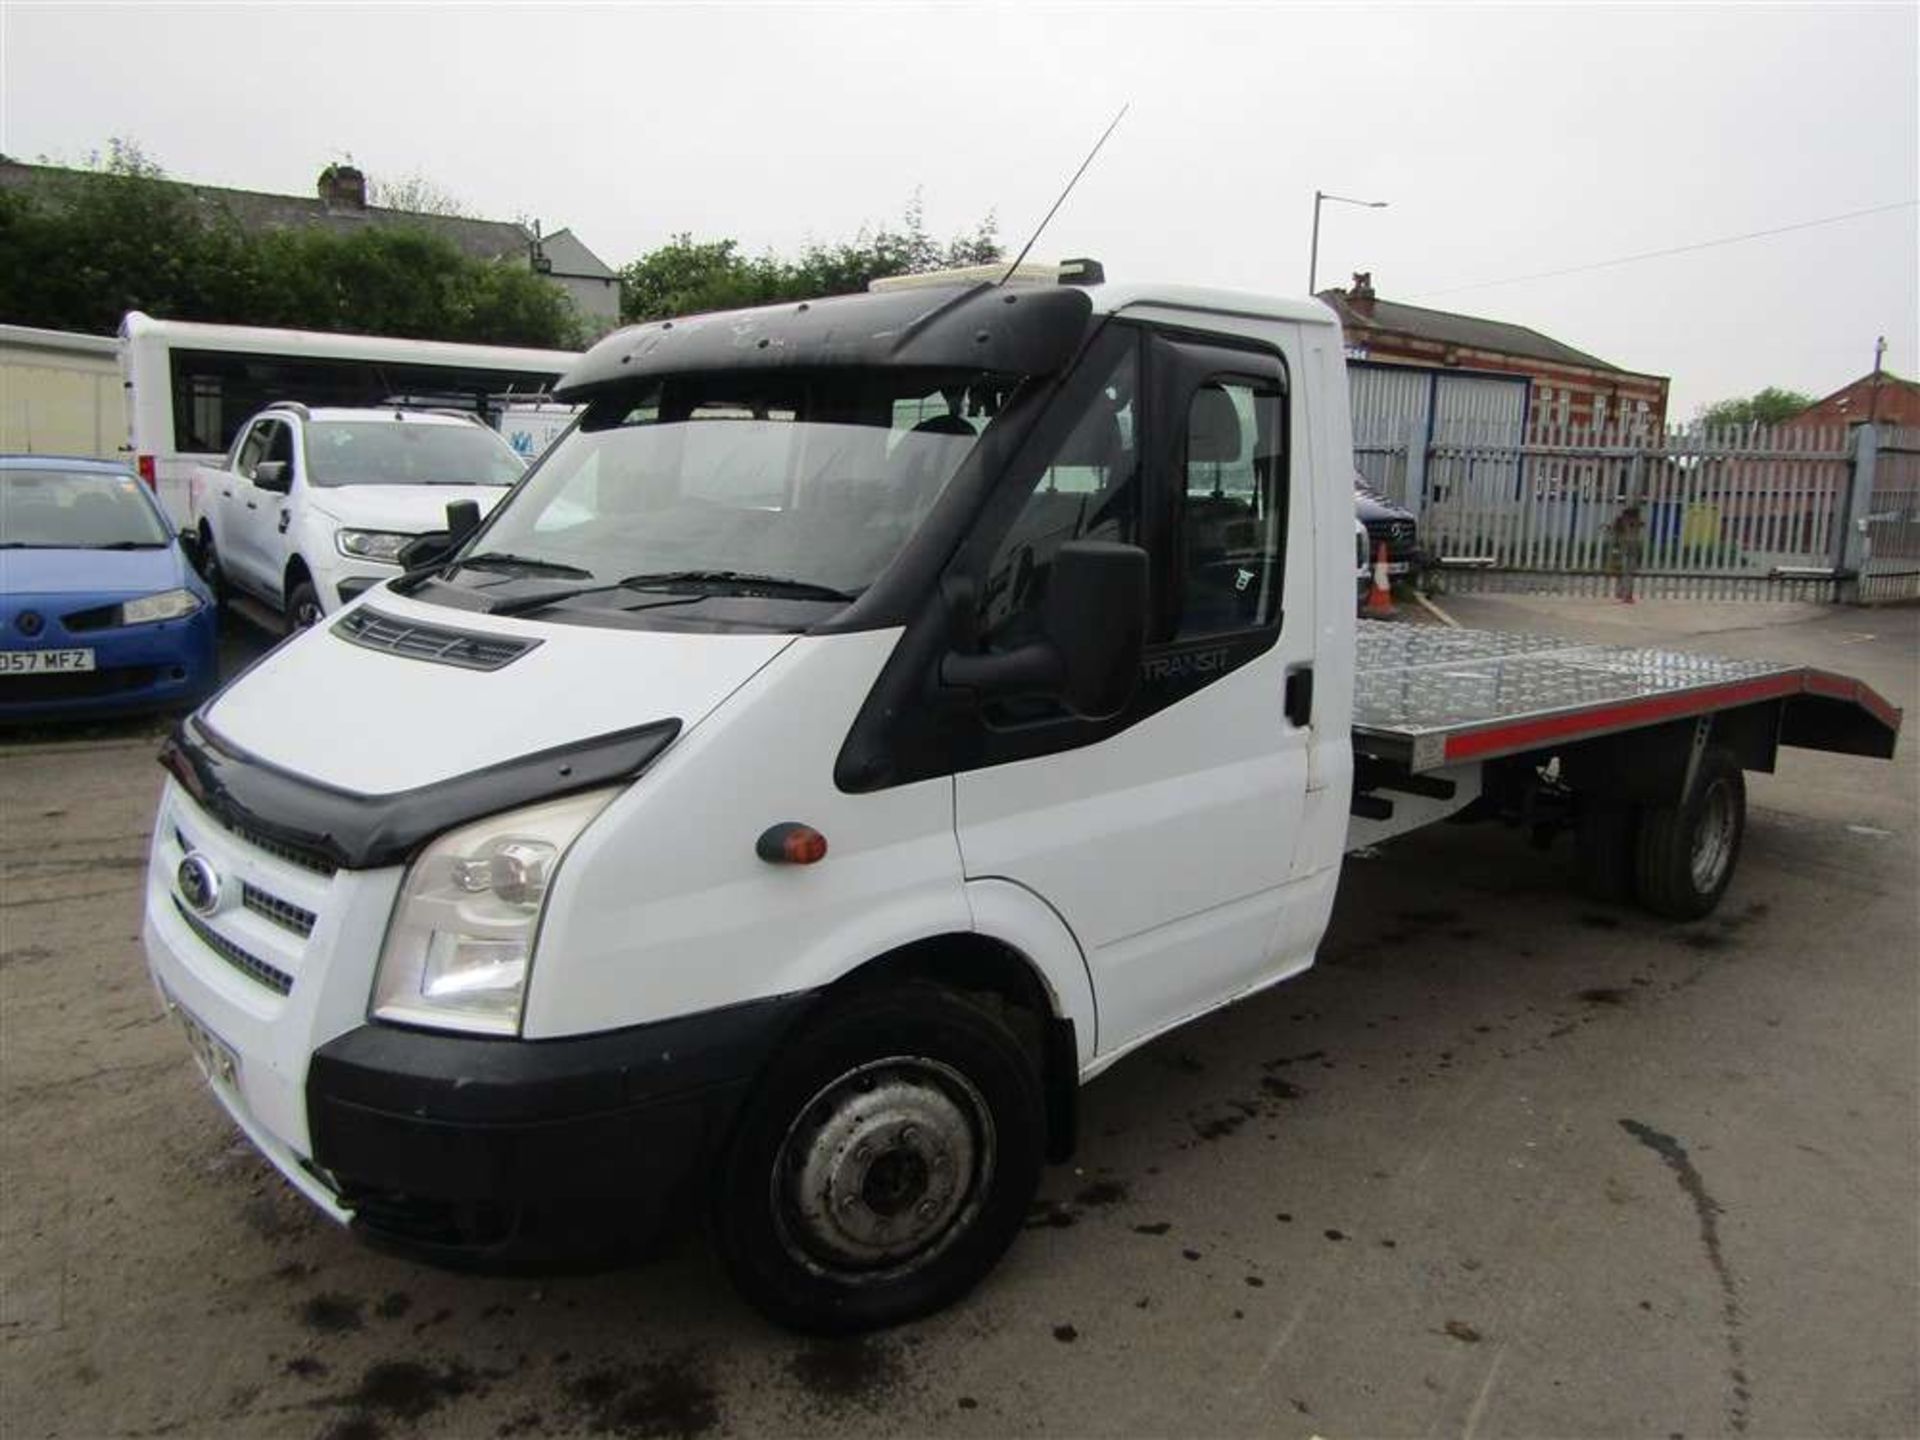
[160, 715, 681, 871]
[552, 283, 1094, 402]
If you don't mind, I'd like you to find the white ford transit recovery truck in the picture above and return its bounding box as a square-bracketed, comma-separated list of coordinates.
[141, 274, 1901, 1333]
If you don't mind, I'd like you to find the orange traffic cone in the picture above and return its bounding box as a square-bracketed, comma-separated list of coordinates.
[1364, 541, 1397, 617]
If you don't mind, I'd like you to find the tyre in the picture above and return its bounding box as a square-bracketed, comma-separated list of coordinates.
[197, 526, 227, 603]
[1633, 746, 1745, 920]
[1575, 799, 1640, 903]
[287, 576, 324, 630]
[713, 982, 1045, 1334]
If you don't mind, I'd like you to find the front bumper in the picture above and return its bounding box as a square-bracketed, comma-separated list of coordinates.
[0, 609, 216, 720]
[308, 997, 810, 1259]
[145, 776, 813, 1266]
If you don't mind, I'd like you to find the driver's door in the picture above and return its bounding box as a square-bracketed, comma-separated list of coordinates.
[953, 323, 1316, 1057]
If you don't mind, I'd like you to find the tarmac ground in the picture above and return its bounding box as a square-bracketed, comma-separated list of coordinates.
[2, 595, 1914, 1438]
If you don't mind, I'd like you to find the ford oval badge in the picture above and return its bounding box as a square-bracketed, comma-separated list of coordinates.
[177, 853, 221, 916]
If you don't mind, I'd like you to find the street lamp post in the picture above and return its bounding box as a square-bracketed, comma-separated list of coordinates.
[1309, 189, 1389, 295]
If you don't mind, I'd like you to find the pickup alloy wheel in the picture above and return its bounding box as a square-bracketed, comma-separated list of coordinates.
[714, 982, 1044, 1333]
[287, 579, 323, 630]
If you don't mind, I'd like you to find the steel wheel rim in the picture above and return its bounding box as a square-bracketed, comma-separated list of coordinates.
[1691, 779, 1737, 893]
[771, 1055, 996, 1283]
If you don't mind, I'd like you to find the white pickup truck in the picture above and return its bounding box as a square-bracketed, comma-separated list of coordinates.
[142, 273, 1900, 1334]
[189, 403, 526, 626]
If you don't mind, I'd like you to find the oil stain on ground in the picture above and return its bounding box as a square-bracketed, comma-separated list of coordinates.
[787, 1336, 905, 1413]
[1620, 1118, 1751, 1434]
[316, 1360, 479, 1440]
[299, 1293, 365, 1334]
[1074, 1178, 1128, 1207]
[564, 1353, 721, 1438]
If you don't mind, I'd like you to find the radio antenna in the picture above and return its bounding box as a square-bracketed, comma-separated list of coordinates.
[998, 103, 1129, 284]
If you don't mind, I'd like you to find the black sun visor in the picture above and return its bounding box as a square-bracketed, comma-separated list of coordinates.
[553, 283, 1095, 402]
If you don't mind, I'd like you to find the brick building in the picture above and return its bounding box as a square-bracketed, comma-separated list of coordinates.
[1784, 370, 1920, 430]
[1317, 273, 1670, 435]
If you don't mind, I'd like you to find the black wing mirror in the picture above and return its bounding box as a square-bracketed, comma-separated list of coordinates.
[941, 540, 1147, 720]
[397, 499, 483, 571]
[177, 528, 206, 574]
[252, 461, 291, 494]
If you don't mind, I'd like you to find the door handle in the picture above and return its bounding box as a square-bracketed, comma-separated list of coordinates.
[278, 511, 290, 534]
[222, 489, 233, 498]
[246, 501, 258, 510]
[1284, 665, 1314, 728]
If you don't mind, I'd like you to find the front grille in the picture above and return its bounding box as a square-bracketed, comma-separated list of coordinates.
[60, 602, 121, 633]
[242, 883, 316, 938]
[1365, 519, 1418, 556]
[0, 666, 163, 701]
[230, 822, 337, 877]
[333, 608, 538, 672]
[173, 897, 294, 996]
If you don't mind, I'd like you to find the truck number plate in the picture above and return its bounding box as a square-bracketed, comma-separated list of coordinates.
[0, 649, 96, 675]
[173, 1001, 240, 1090]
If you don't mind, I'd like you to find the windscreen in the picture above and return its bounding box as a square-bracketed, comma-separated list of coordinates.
[0, 468, 171, 549]
[305, 421, 527, 488]
[468, 370, 1017, 597]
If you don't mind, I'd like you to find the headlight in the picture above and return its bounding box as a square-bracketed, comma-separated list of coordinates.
[120, 588, 202, 625]
[371, 787, 620, 1035]
[335, 529, 415, 563]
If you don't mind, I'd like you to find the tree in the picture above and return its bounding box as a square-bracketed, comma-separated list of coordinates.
[1695, 387, 1815, 429]
[619, 196, 1002, 324]
[366, 169, 471, 217]
[0, 140, 580, 348]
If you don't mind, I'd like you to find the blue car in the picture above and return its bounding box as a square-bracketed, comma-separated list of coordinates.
[1, 456, 217, 721]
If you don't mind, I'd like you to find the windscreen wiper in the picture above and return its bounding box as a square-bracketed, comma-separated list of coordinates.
[485, 569, 857, 618]
[451, 552, 594, 579]
[620, 570, 859, 603]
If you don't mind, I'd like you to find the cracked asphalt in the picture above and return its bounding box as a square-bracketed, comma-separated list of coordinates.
[2, 597, 1914, 1439]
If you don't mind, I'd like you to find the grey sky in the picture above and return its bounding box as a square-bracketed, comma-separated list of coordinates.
[3, 2, 1914, 416]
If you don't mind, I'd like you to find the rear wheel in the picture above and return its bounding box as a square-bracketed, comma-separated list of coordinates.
[713, 983, 1044, 1334]
[1634, 746, 1745, 920]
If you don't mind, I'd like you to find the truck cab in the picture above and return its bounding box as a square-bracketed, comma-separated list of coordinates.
[146, 276, 1358, 1330]
[191, 404, 526, 625]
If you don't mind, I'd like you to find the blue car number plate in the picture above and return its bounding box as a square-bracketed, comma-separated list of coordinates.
[0, 649, 95, 675]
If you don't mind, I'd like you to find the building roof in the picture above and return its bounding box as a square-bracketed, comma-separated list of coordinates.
[538, 228, 618, 281]
[0, 160, 614, 274]
[1315, 283, 1623, 373]
[1795, 370, 1920, 413]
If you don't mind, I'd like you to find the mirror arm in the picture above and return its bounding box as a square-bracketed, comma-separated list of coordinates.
[939, 641, 1063, 697]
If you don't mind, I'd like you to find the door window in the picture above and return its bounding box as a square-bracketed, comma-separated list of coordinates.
[234, 420, 272, 480]
[263, 420, 296, 478]
[1174, 378, 1286, 640]
[979, 342, 1140, 648]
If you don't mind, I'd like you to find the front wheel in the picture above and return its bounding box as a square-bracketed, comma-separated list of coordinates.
[286, 577, 324, 630]
[1634, 746, 1745, 920]
[713, 983, 1045, 1334]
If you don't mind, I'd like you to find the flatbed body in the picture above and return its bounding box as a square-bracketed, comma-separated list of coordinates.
[1352, 620, 1901, 774]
